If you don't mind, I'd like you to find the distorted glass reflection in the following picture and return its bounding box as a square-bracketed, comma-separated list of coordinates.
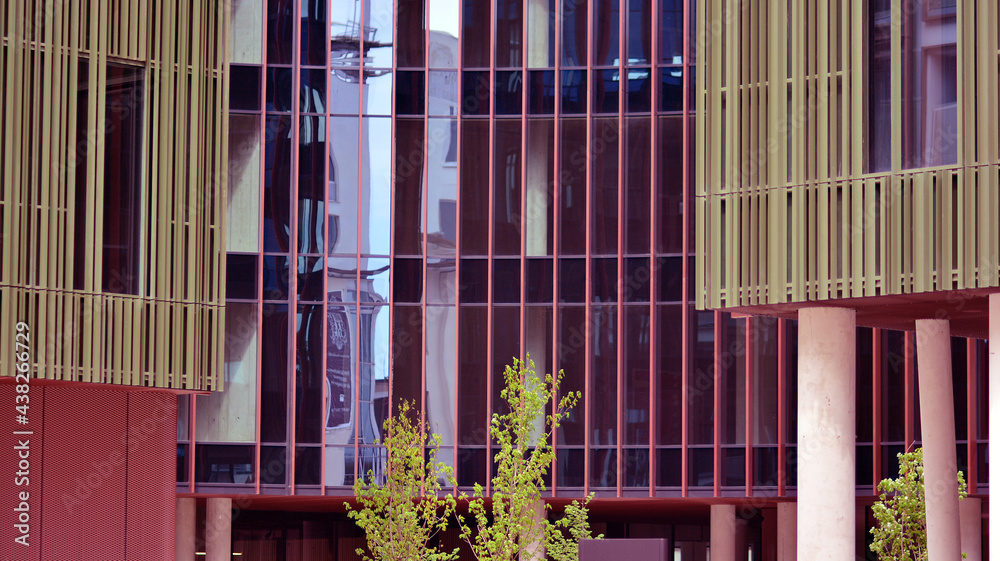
[426, 304, 457, 473]
[362, 117, 392, 254]
[329, 116, 359, 256]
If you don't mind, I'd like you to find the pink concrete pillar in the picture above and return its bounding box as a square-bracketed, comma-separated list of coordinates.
[176, 497, 196, 561]
[777, 502, 796, 561]
[960, 497, 982, 561]
[797, 307, 855, 560]
[916, 319, 962, 560]
[711, 504, 736, 561]
[206, 497, 232, 561]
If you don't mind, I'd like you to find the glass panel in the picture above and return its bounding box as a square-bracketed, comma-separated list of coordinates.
[231, 0, 263, 64]
[429, 0, 461, 67]
[594, 69, 619, 114]
[786, 319, 799, 444]
[361, 117, 392, 255]
[427, 259, 456, 304]
[323, 446, 354, 486]
[329, 116, 359, 255]
[394, 118, 425, 256]
[261, 304, 289, 443]
[721, 316, 747, 445]
[623, 448, 649, 487]
[558, 307, 587, 445]
[267, 0, 294, 64]
[592, 118, 619, 255]
[526, 118, 555, 255]
[952, 337, 968, 440]
[626, 0, 651, 63]
[689, 447, 713, 488]
[264, 115, 292, 252]
[301, 69, 327, 112]
[298, 256, 325, 301]
[755, 446, 779, 487]
[592, 0, 620, 66]
[361, 257, 390, 303]
[295, 446, 322, 485]
[526, 0, 555, 67]
[660, 0, 683, 64]
[392, 306, 423, 405]
[496, 0, 524, 68]
[591, 258, 617, 302]
[559, 118, 587, 254]
[623, 257, 650, 302]
[260, 446, 287, 484]
[460, 120, 490, 254]
[296, 305, 325, 444]
[359, 304, 390, 444]
[396, 70, 425, 115]
[559, 258, 586, 303]
[561, 70, 587, 114]
[561, 0, 588, 66]
[397, 0, 426, 67]
[300, 0, 327, 65]
[902, 1, 957, 168]
[657, 115, 683, 253]
[496, 70, 523, 115]
[462, 70, 491, 116]
[659, 66, 684, 111]
[689, 310, 715, 445]
[266, 67, 293, 112]
[228, 115, 262, 252]
[195, 445, 255, 484]
[495, 120, 522, 254]
[659, 256, 682, 302]
[177, 444, 189, 482]
[426, 304, 458, 451]
[591, 448, 617, 487]
[857, 328, 875, 444]
[558, 448, 585, 487]
[528, 70, 556, 114]
[623, 306, 650, 445]
[657, 304, 683, 445]
[881, 329, 906, 443]
[459, 259, 488, 303]
[299, 116, 327, 254]
[626, 67, 651, 113]
[367, 0, 395, 67]
[227, 254, 258, 300]
[230, 65, 262, 110]
[392, 258, 424, 303]
[326, 300, 356, 448]
[329, 66, 361, 115]
[459, 307, 489, 445]
[462, 0, 491, 67]
[262, 255, 290, 300]
[526, 258, 554, 303]
[429, 71, 459, 115]
[591, 306, 617, 445]
[868, 3, 892, 172]
[492, 307, 521, 414]
[330, 0, 361, 69]
[493, 259, 520, 303]
[723, 447, 745, 487]
[328, 257, 359, 303]
[427, 118, 458, 257]
[363, 71, 392, 116]
[458, 448, 487, 486]
[754, 317, 780, 445]
[624, 116, 651, 254]
[196, 303, 259, 443]
[526, 307, 553, 379]
[657, 448, 681, 486]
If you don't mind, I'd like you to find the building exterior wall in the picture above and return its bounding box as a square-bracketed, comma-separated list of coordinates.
[695, 0, 1000, 310]
[0, 0, 228, 391]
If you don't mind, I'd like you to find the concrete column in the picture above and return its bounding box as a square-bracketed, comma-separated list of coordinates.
[797, 307, 855, 560]
[991, 293, 1000, 561]
[206, 497, 232, 561]
[522, 499, 546, 561]
[710, 504, 736, 561]
[960, 497, 982, 561]
[176, 497, 196, 561]
[915, 319, 963, 560]
[777, 503, 796, 561]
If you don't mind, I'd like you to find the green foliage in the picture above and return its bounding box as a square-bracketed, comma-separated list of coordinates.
[346, 399, 459, 561]
[458, 356, 602, 561]
[869, 448, 967, 561]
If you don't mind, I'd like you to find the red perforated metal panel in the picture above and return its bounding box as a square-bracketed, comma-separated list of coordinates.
[41, 386, 128, 559]
[125, 392, 177, 560]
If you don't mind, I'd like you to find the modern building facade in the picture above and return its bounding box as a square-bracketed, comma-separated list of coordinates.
[0, 0, 228, 558]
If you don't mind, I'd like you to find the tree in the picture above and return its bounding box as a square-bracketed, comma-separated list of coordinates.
[869, 448, 967, 561]
[458, 356, 601, 561]
[346, 399, 459, 561]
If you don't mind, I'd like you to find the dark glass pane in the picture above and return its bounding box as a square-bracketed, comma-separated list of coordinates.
[593, 0, 620, 66]
[624, 307, 650, 445]
[73, 58, 90, 291]
[562, 0, 589, 66]
[396, 71, 426, 115]
[296, 305, 325, 443]
[458, 448, 487, 486]
[591, 448, 618, 487]
[462, 70, 491, 116]
[528, 71, 555, 114]
[426, 259, 456, 304]
[261, 304, 289, 443]
[398, 0, 426, 67]
[295, 447, 322, 485]
[300, 0, 327, 65]
[495, 120, 522, 254]
[459, 307, 489, 444]
[177, 444, 188, 482]
[460, 120, 489, 254]
[592, 118, 619, 254]
[264, 115, 293, 252]
[561, 70, 587, 114]
[657, 304, 683, 445]
[462, 0, 490, 67]
[623, 448, 649, 487]
[882, 329, 906, 443]
[754, 446, 779, 487]
[525, 307, 553, 375]
[393, 258, 424, 303]
[659, 256, 683, 302]
[721, 316, 747, 445]
[785, 445, 797, 487]
[300, 69, 326, 112]
[459, 259, 488, 303]
[392, 306, 423, 405]
[496, 0, 524, 67]
[625, 116, 651, 253]
[591, 258, 617, 302]
[754, 317, 780, 445]
[657, 115, 684, 253]
[624, 257, 650, 302]
[626, 0, 651, 63]
[297, 256, 324, 301]
[689, 447, 714, 488]
[262, 255, 290, 300]
[660, 0, 683, 63]
[299, 116, 326, 254]
[689, 310, 716, 445]
[492, 307, 521, 415]
[558, 307, 587, 445]
[327, 301, 357, 439]
[558, 448, 586, 487]
[230, 65, 262, 110]
[868, 4, 892, 172]
[495, 71, 523, 115]
[260, 446, 287, 484]
[195, 445, 255, 484]
[526, 118, 555, 255]
[526, 258, 554, 303]
[952, 337, 968, 440]
[626, 67, 651, 113]
[559, 258, 586, 303]
[786, 320, 799, 444]
[559, 118, 587, 254]
[266, 67, 293, 111]
[493, 259, 521, 303]
[657, 448, 681, 487]
[102, 64, 143, 295]
[724, 447, 745, 487]
[660, 67, 683, 112]
[856, 444, 873, 487]
[591, 306, 618, 445]
[857, 328, 875, 443]
[594, 69, 620, 114]
[394, 119, 425, 256]
[901, 4, 957, 168]
[267, 0, 294, 64]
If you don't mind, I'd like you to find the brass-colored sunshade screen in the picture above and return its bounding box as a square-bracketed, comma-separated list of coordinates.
[695, 0, 1000, 310]
[0, 0, 228, 390]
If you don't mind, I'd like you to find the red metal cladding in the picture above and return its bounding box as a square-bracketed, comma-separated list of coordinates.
[125, 392, 177, 560]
